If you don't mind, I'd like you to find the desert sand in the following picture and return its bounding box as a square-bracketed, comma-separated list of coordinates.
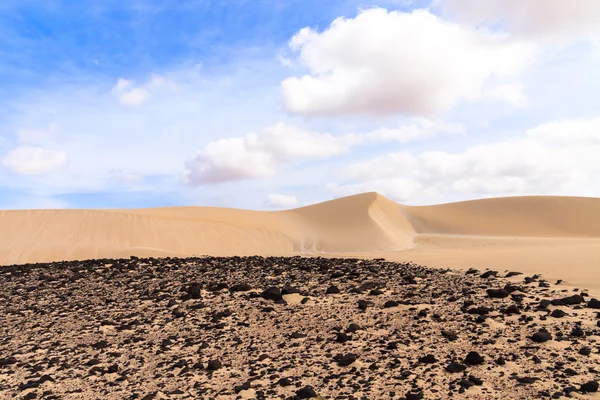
[1, 192, 599, 289]
[2, 193, 600, 400]
[2, 256, 600, 399]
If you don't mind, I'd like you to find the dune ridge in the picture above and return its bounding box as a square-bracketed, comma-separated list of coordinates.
[1, 192, 599, 277]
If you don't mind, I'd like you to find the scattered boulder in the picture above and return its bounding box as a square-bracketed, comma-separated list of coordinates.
[446, 362, 467, 373]
[334, 354, 357, 367]
[587, 298, 600, 309]
[262, 287, 283, 302]
[531, 330, 552, 343]
[581, 381, 599, 393]
[464, 352, 485, 366]
[487, 289, 510, 299]
[326, 285, 340, 294]
[206, 359, 222, 371]
[296, 386, 318, 399]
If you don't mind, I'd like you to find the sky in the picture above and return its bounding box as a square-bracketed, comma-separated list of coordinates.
[0, 0, 599, 210]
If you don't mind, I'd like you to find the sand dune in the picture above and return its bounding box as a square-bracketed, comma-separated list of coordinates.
[403, 196, 600, 237]
[1, 192, 599, 288]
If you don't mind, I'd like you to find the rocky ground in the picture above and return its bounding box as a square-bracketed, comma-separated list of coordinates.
[1, 256, 599, 400]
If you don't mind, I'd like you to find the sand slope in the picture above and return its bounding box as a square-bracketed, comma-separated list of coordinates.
[403, 196, 600, 237]
[0, 192, 415, 264]
[1, 192, 599, 288]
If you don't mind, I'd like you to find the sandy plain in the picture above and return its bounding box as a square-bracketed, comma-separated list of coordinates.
[1, 192, 599, 290]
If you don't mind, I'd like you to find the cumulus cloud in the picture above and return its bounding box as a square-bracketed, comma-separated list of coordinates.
[183, 123, 351, 185]
[331, 117, 600, 203]
[483, 83, 529, 109]
[17, 124, 60, 145]
[281, 8, 535, 117]
[1, 146, 67, 175]
[439, 0, 600, 42]
[111, 75, 172, 107]
[183, 120, 462, 185]
[265, 193, 299, 208]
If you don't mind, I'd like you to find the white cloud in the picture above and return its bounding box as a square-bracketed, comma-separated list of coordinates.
[363, 120, 464, 143]
[183, 122, 352, 185]
[111, 79, 149, 106]
[281, 8, 535, 117]
[2, 146, 67, 175]
[17, 124, 60, 145]
[483, 83, 529, 109]
[332, 117, 600, 203]
[183, 119, 462, 185]
[110, 75, 173, 107]
[439, 0, 600, 42]
[265, 193, 299, 208]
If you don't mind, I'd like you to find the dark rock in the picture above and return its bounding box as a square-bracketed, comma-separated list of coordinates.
[326, 285, 340, 294]
[406, 391, 424, 400]
[581, 381, 599, 393]
[517, 377, 540, 384]
[0, 357, 17, 365]
[468, 376, 483, 385]
[418, 354, 437, 364]
[262, 287, 283, 302]
[277, 377, 292, 386]
[206, 359, 222, 371]
[234, 381, 251, 393]
[384, 300, 399, 308]
[281, 286, 300, 295]
[504, 304, 521, 314]
[552, 295, 584, 306]
[506, 271, 523, 278]
[358, 300, 371, 311]
[464, 352, 485, 366]
[487, 289, 509, 298]
[446, 362, 467, 373]
[531, 330, 552, 343]
[334, 354, 357, 367]
[579, 346, 592, 356]
[587, 298, 600, 309]
[107, 364, 119, 373]
[441, 330, 458, 341]
[296, 386, 318, 398]
[335, 332, 350, 343]
[481, 271, 498, 278]
[290, 331, 307, 339]
[187, 283, 202, 299]
[230, 284, 252, 292]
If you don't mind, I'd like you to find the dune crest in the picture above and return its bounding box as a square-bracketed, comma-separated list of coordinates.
[1, 193, 599, 266]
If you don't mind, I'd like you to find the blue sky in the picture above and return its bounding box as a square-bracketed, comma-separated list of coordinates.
[1, 0, 599, 209]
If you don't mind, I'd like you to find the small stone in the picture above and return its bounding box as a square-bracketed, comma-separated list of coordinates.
[446, 362, 467, 373]
[418, 354, 437, 364]
[406, 391, 424, 400]
[579, 346, 592, 356]
[334, 354, 357, 367]
[296, 386, 318, 398]
[326, 285, 340, 294]
[587, 298, 600, 309]
[207, 359, 222, 371]
[581, 381, 599, 393]
[531, 330, 552, 343]
[464, 352, 485, 366]
[487, 289, 510, 298]
[384, 300, 399, 308]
